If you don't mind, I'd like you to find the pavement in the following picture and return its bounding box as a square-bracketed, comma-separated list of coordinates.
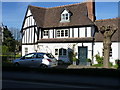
[55, 64, 116, 69]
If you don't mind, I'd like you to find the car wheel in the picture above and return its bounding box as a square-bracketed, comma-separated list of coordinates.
[58, 60, 64, 65]
[40, 64, 48, 69]
[14, 63, 20, 67]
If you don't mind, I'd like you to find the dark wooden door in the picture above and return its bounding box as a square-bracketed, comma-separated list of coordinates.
[78, 47, 88, 65]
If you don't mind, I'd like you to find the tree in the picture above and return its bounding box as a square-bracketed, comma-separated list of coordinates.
[9, 27, 21, 40]
[2, 26, 16, 53]
[99, 25, 117, 68]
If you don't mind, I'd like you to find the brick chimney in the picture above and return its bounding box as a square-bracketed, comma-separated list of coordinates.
[86, 0, 96, 22]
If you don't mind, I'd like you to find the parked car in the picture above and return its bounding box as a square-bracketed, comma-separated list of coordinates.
[12, 52, 58, 68]
[57, 60, 65, 65]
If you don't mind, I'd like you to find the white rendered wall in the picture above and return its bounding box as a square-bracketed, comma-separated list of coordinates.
[70, 28, 73, 38]
[22, 45, 37, 56]
[35, 43, 93, 62]
[73, 28, 78, 38]
[49, 29, 53, 38]
[42, 27, 92, 39]
[23, 16, 35, 28]
[93, 42, 103, 64]
[110, 42, 119, 65]
[93, 42, 119, 65]
[22, 27, 38, 44]
[22, 8, 38, 44]
[80, 27, 85, 37]
[26, 9, 32, 16]
[87, 27, 91, 37]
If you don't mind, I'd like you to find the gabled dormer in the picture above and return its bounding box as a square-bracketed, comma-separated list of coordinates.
[60, 8, 71, 23]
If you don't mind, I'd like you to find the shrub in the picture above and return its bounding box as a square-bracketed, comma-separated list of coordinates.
[95, 54, 103, 64]
[2, 45, 9, 55]
[73, 57, 78, 62]
[109, 62, 113, 67]
[115, 59, 120, 65]
[87, 58, 91, 62]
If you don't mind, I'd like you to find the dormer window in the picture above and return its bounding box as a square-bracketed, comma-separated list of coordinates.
[60, 9, 70, 22]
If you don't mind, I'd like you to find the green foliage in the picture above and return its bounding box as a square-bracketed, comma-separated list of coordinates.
[15, 54, 21, 59]
[87, 58, 91, 62]
[113, 64, 118, 69]
[115, 59, 120, 64]
[2, 45, 9, 55]
[95, 54, 103, 64]
[68, 44, 78, 63]
[73, 57, 78, 61]
[2, 26, 17, 52]
[93, 62, 113, 68]
[109, 62, 113, 67]
[92, 64, 103, 67]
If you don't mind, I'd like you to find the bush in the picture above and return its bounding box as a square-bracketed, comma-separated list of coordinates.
[73, 57, 78, 62]
[95, 54, 103, 64]
[109, 62, 113, 67]
[115, 59, 120, 65]
[87, 58, 91, 62]
[15, 54, 21, 58]
[113, 64, 118, 69]
[2, 45, 9, 55]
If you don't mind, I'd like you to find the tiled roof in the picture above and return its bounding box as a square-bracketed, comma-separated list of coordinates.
[29, 2, 94, 28]
[94, 18, 119, 42]
[38, 37, 94, 43]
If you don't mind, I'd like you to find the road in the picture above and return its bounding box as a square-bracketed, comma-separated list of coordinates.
[3, 80, 99, 88]
[2, 71, 120, 89]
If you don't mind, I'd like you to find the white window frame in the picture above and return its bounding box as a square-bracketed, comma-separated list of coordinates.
[55, 48, 67, 56]
[43, 30, 49, 36]
[25, 48, 28, 55]
[60, 9, 70, 22]
[56, 29, 69, 38]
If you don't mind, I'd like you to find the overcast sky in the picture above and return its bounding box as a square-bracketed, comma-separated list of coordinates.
[2, 1, 118, 30]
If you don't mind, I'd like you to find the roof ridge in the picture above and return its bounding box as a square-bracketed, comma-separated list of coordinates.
[47, 2, 86, 9]
[28, 5, 47, 9]
[28, 2, 86, 10]
[95, 18, 119, 22]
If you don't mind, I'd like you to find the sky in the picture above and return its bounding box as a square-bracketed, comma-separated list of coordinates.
[1, 1, 119, 30]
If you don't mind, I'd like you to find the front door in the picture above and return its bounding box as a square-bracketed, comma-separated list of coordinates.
[78, 47, 88, 66]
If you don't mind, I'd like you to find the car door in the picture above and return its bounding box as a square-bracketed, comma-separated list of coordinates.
[19, 53, 35, 67]
[30, 53, 43, 67]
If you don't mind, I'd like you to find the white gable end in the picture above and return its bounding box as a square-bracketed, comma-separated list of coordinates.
[60, 9, 70, 22]
[26, 9, 32, 16]
[22, 8, 38, 44]
[62, 9, 69, 14]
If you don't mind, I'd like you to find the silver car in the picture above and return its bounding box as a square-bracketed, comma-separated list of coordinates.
[12, 52, 58, 68]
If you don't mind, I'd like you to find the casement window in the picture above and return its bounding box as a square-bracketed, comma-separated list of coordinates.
[63, 49, 67, 55]
[43, 30, 49, 36]
[25, 48, 28, 55]
[55, 48, 67, 56]
[60, 9, 70, 22]
[61, 13, 69, 21]
[55, 49, 58, 55]
[56, 29, 69, 38]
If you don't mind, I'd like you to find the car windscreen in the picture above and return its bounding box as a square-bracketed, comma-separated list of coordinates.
[46, 53, 55, 58]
